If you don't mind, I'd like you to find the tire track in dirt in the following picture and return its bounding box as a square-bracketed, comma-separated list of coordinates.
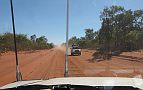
[0, 51, 44, 69]
[0, 50, 50, 75]
[68, 51, 123, 76]
[22, 49, 56, 80]
[23, 48, 65, 80]
[0, 50, 52, 78]
[1, 48, 143, 86]
[0, 49, 54, 86]
[42, 49, 65, 79]
[54, 50, 65, 77]
[68, 56, 87, 77]
[41, 51, 57, 79]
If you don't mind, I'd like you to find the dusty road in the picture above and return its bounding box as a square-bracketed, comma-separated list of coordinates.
[0, 46, 143, 86]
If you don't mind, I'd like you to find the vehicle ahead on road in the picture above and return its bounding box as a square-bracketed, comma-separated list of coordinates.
[1, 0, 143, 90]
[70, 45, 81, 56]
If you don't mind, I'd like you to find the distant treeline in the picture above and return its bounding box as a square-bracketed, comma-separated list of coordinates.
[0, 32, 54, 53]
[68, 5, 143, 52]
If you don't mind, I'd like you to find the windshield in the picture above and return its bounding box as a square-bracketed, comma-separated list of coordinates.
[0, 0, 143, 88]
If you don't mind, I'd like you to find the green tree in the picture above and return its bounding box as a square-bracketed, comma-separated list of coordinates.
[30, 34, 36, 42]
[36, 36, 48, 49]
[85, 29, 95, 40]
[0, 32, 54, 52]
[68, 36, 79, 45]
[1, 32, 14, 51]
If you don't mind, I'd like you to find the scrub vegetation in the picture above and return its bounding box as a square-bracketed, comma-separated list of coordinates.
[0, 32, 54, 53]
[69, 5, 143, 59]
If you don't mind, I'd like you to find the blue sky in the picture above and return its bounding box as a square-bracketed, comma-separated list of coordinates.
[0, 0, 143, 45]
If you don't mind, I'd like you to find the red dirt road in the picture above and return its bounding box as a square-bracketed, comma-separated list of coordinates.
[0, 47, 143, 86]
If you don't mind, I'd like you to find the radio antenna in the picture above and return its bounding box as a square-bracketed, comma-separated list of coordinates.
[65, 0, 69, 77]
[10, 0, 22, 81]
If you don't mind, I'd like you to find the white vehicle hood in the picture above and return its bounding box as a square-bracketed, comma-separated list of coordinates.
[1, 77, 143, 89]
